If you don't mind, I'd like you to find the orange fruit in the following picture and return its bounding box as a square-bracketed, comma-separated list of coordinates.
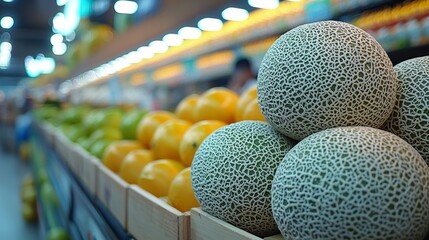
[242, 98, 266, 122]
[195, 87, 239, 123]
[168, 167, 199, 212]
[175, 94, 199, 123]
[136, 111, 176, 148]
[119, 149, 154, 184]
[138, 159, 185, 197]
[179, 120, 227, 166]
[102, 140, 143, 172]
[151, 119, 192, 160]
[235, 86, 257, 122]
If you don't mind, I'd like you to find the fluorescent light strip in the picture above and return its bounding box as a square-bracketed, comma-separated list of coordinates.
[114, 0, 138, 14]
[50, 34, 64, 45]
[198, 18, 223, 31]
[222, 7, 249, 21]
[149, 40, 168, 53]
[0, 16, 14, 29]
[178, 27, 202, 40]
[162, 34, 183, 47]
[248, 0, 279, 9]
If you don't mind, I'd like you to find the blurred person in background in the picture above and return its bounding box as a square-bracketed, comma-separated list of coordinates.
[228, 57, 257, 94]
[0, 96, 18, 152]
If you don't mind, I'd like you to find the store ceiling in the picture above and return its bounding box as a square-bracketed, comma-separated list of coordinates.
[0, 0, 61, 85]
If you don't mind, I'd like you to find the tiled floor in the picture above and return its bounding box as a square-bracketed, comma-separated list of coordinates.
[0, 146, 40, 239]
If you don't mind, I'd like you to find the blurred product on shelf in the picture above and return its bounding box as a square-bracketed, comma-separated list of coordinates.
[355, 0, 429, 51]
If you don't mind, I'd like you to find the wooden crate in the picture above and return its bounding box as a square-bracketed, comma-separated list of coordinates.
[75, 145, 99, 195]
[97, 164, 129, 228]
[54, 132, 73, 169]
[127, 185, 190, 240]
[191, 208, 284, 240]
[66, 142, 83, 177]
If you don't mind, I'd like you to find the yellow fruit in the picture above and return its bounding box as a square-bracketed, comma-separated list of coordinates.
[242, 98, 266, 122]
[179, 120, 227, 166]
[168, 167, 199, 212]
[138, 159, 185, 197]
[137, 111, 176, 148]
[102, 140, 143, 172]
[195, 87, 239, 123]
[235, 86, 257, 122]
[22, 202, 37, 222]
[151, 119, 192, 161]
[119, 149, 154, 184]
[175, 94, 199, 123]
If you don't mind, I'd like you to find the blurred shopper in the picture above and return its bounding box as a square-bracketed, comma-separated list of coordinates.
[228, 57, 257, 94]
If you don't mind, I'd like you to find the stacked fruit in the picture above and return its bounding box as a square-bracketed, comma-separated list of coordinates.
[190, 21, 429, 239]
[99, 86, 265, 212]
[21, 174, 38, 222]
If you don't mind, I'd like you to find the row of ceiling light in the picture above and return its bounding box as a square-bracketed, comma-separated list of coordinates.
[60, 0, 285, 93]
[0, 0, 14, 69]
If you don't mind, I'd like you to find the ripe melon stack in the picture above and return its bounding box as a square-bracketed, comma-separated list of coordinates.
[191, 21, 429, 239]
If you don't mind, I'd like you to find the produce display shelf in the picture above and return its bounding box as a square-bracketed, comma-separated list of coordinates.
[30, 135, 72, 240]
[31, 122, 131, 240]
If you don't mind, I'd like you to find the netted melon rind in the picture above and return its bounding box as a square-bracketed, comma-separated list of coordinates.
[384, 56, 429, 165]
[272, 126, 429, 240]
[257, 21, 397, 140]
[191, 121, 296, 237]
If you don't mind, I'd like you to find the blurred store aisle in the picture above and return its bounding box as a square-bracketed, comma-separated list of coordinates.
[0, 147, 40, 239]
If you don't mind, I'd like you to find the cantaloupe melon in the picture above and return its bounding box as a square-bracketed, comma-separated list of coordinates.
[257, 21, 397, 140]
[191, 121, 296, 237]
[384, 56, 429, 165]
[272, 126, 429, 240]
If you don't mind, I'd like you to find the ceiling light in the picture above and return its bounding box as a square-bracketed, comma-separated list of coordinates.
[0, 41, 12, 69]
[197, 18, 223, 31]
[0, 42, 12, 52]
[56, 0, 68, 6]
[148, 40, 168, 54]
[178, 27, 201, 40]
[124, 51, 141, 64]
[65, 31, 76, 42]
[114, 0, 138, 14]
[162, 34, 183, 47]
[0, 52, 11, 69]
[53, 13, 66, 32]
[25, 55, 56, 77]
[221, 7, 249, 21]
[102, 63, 115, 75]
[137, 46, 154, 59]
[53, 0, 80, 36]
[53, 43, 67, 55]
[50, 34, 64, 46]
[1, 16, 14, 29]
[110, 57, 129, 72]
[248, 0, 279, 9]
[3, 0, 13, 2]
[39, 56, 56, 74]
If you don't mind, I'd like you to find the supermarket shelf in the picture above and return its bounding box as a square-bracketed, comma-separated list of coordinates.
[333, 0, 407, 21]
[31, 123, 131, 240]
[30, 138, 70, 240]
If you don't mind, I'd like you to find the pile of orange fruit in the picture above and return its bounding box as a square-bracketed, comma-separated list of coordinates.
[101, 86, 265, 212]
